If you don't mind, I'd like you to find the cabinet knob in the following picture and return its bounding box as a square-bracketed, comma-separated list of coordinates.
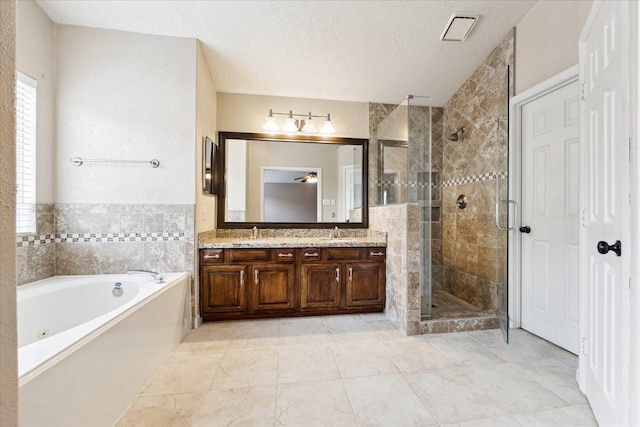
[254, 270, 259, 284]
[335, 267, 340, 283]
[304, 252, 320, 257]
[204, 254, 221, 259]
[278, 253, 294, 258]
[369, 251, 384, 256]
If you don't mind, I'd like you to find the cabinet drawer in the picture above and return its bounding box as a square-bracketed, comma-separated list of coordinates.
[201, 248, 224, 264]
[326, 247, 362, 261]
[301, 248, 322, 262]
[230, 248, 271, 262]
[274, 248, 296, 262]
[365, 248, 386, 261]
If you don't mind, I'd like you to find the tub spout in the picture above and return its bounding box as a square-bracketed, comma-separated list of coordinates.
[127, 269, 164, 283]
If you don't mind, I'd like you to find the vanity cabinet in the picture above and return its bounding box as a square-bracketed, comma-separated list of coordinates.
[199, 246, 385, 321]
[251, 249, 297, 312]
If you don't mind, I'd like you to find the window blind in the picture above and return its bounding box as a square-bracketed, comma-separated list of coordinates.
[16, 72, 37, 234]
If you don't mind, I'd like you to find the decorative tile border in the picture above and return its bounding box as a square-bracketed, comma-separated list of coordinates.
[442, 171, 508, 187]
[16, 232, 186, 247]
[378, 180, 439, 188]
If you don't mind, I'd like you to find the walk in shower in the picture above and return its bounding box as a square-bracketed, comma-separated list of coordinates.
[370, 32, 512, 337]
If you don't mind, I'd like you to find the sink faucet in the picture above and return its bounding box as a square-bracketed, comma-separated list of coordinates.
[250, 226, 261, 240]
[330, 226, 341, 239]
[127, 269, 164, 283]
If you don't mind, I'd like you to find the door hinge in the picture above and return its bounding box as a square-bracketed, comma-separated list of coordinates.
[580, 337, 588, 355]
[580, 83, 586, 100]
[581, 210, 587, 227]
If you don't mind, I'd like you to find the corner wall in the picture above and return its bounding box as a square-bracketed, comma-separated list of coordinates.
[0, 0, 18, 423]
[196, 42, 217, 234]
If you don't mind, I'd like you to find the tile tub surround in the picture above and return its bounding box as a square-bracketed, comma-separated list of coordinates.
[16, 204, 56, 285]
[16, 203, 195, 285]
[115, 315, 596, 427]
[441, 29, 514, 311]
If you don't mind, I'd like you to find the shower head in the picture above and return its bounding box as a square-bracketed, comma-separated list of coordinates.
[449, 127, 466, 141]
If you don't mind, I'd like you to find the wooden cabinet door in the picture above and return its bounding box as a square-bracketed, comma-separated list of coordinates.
[201, 265, 248, 314]
[251, 263, 296, 311]
[300, 263, 342, 309]
[345, 262, 385, 308]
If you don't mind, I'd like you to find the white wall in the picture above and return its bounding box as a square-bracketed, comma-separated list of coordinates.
[196, 42, 218, 232]
[217, 92, 369, 139]
[515, 0, 593, 94]
[55, 25, 197, 204]
[0, 0, 18, 423]
[16, 0, 56, 203]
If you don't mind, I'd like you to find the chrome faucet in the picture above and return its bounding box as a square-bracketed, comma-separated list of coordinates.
[127, 269, 164, 283]
[250, 226, 261, 240]
[330, 226, 341, 239]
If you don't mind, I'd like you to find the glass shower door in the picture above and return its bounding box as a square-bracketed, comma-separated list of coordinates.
[495, 66, 512, 342]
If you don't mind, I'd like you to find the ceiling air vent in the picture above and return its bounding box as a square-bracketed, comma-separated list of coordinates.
[440, 13, 479, 42]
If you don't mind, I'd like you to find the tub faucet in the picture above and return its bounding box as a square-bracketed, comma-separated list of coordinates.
[127, 269, 164, 283]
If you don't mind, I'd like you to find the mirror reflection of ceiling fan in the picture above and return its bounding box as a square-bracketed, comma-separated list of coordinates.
[294, 172, 318, 183]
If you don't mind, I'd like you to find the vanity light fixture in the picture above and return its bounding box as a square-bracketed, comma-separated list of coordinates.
[263, 109, 336, 134]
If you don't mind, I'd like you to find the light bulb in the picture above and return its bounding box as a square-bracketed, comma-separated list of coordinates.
[282, 111, 298, 132]
[263, 109, 279, 131]
[302, 113, 316, 133]
[320, 114, 336, 134]
[283, 118, 298, 132]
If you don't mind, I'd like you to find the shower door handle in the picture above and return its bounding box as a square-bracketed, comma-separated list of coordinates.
[495, 200, 518, 231]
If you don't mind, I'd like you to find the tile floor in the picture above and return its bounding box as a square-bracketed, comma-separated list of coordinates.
[116, 314, 597, 427]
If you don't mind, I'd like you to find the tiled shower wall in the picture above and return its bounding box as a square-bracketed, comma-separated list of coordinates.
[16, 203, 195, 285]
[369, 102, 444, 290]
[441, 29, 514, 310]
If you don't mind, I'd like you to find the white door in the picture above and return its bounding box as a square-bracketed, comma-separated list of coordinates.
[520, 80, 580, 354]
[579, 1, 630, 425]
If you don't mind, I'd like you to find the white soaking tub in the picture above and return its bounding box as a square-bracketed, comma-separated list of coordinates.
[18, 272, 191, 427]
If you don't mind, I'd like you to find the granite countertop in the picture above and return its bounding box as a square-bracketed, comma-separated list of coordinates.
[198, 230, 387, 249]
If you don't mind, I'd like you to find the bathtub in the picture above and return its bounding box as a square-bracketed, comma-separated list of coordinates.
[18, 272, 191, 427]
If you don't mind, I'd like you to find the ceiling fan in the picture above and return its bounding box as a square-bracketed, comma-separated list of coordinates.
[294, 172, 318, 183]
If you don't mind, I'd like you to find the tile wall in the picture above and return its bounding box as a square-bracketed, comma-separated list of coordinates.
[16, 203, 195, 285]
[441, 29, 514, 310]
[369, 203, 421, 335]
[369, 102, 444, 292]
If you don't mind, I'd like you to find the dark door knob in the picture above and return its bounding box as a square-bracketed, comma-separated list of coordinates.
[597, 240, 621, 256]
[519, 226, 531, 233]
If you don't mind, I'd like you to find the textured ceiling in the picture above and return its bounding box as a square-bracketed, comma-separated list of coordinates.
[36, 0, 536, 106]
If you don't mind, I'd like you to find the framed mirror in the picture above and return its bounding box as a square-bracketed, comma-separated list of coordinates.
[203, 136, 218, 195]
[217, 132, 368, 228]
